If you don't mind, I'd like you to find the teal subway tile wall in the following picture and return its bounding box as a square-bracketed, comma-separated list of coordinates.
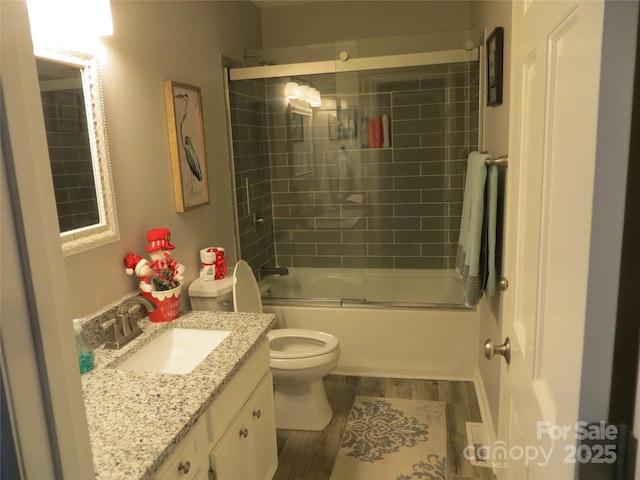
[228, 61, 479, 272]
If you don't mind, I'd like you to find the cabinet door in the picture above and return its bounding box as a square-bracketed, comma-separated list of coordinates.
[247, 373, 278, 480]
[155, 418, 209, 480]
[209, 412, 251, 480]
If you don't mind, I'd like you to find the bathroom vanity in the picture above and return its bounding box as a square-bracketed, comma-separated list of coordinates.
[80, 311, 277, 479]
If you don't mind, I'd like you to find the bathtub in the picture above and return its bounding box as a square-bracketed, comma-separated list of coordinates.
[260, 267, 468, 308]
[260, 268, 480, 379]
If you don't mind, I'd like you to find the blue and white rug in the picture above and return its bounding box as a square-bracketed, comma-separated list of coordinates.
[330, 396, 447, 480]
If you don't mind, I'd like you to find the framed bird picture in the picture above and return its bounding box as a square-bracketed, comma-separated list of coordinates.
[164, 80, 209, 211]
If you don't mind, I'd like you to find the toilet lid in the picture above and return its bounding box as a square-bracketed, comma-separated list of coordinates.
[233, 260, 263, 313]
[268, 328, 339, 359]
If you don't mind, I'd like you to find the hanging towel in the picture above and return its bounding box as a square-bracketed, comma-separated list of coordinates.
[484, 163, 498, 296]
[455, 151, 490, 306]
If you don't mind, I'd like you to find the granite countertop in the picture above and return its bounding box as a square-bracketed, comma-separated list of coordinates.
[80, 310, 276, 479]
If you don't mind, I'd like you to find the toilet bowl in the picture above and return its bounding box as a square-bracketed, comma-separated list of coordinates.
[189, 260, 340, 431]
[268, 328, 339, 431]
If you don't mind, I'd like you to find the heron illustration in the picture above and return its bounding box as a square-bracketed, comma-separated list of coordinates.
[174, 93, 203, 182]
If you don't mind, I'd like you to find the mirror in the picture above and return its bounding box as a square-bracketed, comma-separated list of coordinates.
[35, 46, 118, 256]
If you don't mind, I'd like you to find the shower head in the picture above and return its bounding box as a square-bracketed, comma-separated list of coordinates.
[243, 51, 274, 66]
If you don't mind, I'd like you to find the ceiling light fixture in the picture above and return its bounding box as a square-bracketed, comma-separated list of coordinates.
[285, 80, 321, 108]
[27, 0, 113, 51]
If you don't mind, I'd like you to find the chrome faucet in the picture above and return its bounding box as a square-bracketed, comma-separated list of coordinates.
[103, 296, 157, 349]
[259, 265, 290, 278]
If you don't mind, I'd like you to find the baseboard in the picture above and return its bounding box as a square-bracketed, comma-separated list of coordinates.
[472, 368, 498, 475]
[330, 369, 476, 382]
[465, 422, 492, 468]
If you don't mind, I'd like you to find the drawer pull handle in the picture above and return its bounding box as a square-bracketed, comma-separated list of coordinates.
[239, 428, 249, 438]
[178, 461, 191, 474]
[253, 409, 261, 418]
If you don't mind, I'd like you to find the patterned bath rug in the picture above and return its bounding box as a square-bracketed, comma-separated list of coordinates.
[330, 396, 447, 480]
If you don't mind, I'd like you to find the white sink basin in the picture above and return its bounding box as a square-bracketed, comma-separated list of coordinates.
[116, 328, 231, 375]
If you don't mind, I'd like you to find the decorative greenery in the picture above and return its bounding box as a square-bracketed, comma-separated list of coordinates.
[149, 268, 180, 291]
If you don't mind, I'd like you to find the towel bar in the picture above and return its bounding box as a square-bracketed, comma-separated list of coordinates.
[485, 155, 508, 167]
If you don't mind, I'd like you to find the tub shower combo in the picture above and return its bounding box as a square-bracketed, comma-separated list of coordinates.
[224, 32, 483, 378]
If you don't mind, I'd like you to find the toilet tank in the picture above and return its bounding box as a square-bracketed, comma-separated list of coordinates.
[188, 276, 234, 312]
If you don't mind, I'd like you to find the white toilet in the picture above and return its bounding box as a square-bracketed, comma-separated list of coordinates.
[189, 260, 340, 431]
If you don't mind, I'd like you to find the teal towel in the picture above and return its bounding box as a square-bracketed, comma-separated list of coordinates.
[455, 151, 491, 306]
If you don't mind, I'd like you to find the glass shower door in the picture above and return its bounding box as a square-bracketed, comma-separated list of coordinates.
[226, 30, 480, 306]
[330, 67, 367, 302]
[332, 37, 481, 304]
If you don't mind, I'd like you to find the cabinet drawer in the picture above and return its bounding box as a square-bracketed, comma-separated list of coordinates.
[155, 417, 209, 480]
[207, 339, 269, 446]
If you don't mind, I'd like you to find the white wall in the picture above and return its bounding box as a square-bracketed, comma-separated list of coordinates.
[2, 2, 96, 476]
[579, 0, 637, 424]
[260, 0, 472, 49]
[470, 0, 512, 438]
[63, 1, 264, 317]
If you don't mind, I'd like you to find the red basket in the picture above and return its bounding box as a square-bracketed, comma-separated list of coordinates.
[141, 284, 181, 323]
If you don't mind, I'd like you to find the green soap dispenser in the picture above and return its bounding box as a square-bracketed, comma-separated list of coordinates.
[73, 318, 95, 373]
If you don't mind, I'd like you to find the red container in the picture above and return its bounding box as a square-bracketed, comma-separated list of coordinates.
[214, 247, 227, 280]
[141, 284, 181, 322]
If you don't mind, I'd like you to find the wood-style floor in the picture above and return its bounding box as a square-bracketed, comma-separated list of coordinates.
[273, 375, 496, 480]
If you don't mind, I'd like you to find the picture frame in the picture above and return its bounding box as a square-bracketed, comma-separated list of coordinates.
[164, 80, 209, 212]
[289, 110, 304, 141]
[486, 27, 504, 107]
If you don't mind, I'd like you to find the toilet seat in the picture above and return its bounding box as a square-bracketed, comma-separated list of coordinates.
[233, 260, 263, 313]
[268, 329, 339, 359]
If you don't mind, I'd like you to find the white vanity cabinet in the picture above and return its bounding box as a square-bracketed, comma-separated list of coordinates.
[209, 373, 277, 480]
[154, 416, 209, 480]
[153, 338, 277, 480]
[207, 339, 278, 480]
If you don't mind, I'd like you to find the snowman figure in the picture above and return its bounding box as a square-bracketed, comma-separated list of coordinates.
[124, 228, 185, 292]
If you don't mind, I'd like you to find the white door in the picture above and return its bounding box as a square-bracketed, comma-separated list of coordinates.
[497, 1, 605, 478]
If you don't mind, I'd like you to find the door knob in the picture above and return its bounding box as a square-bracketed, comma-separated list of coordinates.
[484, 337, 511, 364]
[178, 461, 190, 474]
